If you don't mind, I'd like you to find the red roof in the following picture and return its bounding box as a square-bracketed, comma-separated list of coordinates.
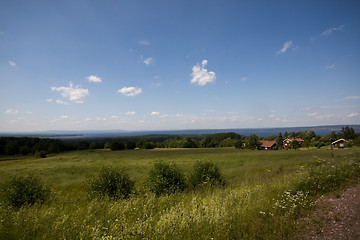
[284, 138, 304, 142]
[259, 140, 277, 147]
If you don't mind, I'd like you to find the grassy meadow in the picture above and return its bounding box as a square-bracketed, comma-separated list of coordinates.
[1, 147, 360, 239]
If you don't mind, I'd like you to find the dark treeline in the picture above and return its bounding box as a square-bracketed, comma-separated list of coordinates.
[1, 126, 359, 157]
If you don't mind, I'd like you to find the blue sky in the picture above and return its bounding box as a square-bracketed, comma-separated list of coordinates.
[1, 0, 360, 132]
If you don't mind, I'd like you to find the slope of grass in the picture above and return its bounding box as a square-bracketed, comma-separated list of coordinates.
[0, 148, 359, 239]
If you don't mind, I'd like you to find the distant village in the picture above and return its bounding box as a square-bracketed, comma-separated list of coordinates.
[258, 138, 346, 150]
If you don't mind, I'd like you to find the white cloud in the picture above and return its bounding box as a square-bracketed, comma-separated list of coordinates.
[346, 112, 359, 118]
[51, 82, 89, 104]
[344, 96, 360, 100]
[46, 98, 53, 103]
[50, 115, 70, 123]
[151, 111, 160, 116]
[190, 59, 216, 86]
[144, 57, 153, 66]
[9, 61, 16, 67]
[240, 77, 248, 82]
[5, 108, 19, 115]
[176, 113, 184, 118]
[325, 64, 335, 70]
[117, 86, 142, 97]
[87, 75, 102, 83]
[322, 24, 344, 37]
[125, 111, 136, 116]
[138, 40, 149, 46]
[160, 114, 168, 118]
[307, 113, 318, 117]
[56, 99, 69, 105]
[277, 41, 293, 54]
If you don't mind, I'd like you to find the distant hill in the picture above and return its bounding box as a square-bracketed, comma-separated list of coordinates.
[1, 125, 359, 139]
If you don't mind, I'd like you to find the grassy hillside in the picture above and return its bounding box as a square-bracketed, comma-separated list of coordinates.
[1, 148, 359, 239]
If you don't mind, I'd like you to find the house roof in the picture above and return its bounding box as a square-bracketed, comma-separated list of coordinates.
[332, 138, 346, 145]
[283, 138, 304, 142]
[259, 140, 277, 147]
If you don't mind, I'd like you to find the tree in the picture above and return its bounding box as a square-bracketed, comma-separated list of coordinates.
[291, 140, 300, 149]
[126, 141, 137, 150]
[276, 132, 283, 149]
[110, 140, 125, 151]
[340, 126, 356, 140]
[247, 134, 259, 150]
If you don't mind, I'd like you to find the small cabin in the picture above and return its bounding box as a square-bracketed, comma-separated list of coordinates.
[282, 138, 304, 149]
[258, 140, 277, 150]
[332, 138, 346, 149]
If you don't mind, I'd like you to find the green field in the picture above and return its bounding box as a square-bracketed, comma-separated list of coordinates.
[1, 148, 360, 239]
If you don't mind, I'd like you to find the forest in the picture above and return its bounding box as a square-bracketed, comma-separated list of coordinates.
[0, 126, 359, 157]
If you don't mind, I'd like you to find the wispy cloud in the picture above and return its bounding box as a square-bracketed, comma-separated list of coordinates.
[138, 40, 149, 46]
[190, 59, 216, 86]
[346, 112, 359, 118]
[176, 113, 184, 118]
[344, 96, 360, 100]
[9, 61, 16, 67]
[117, 86, 142, 97]
[144, 57, 153, 66]
[277, 41, 293, 54]
[322, 24, 344, 37]
[50, 115, 70, 123]
[46, 98, 53, 103]
[150, 111, 160, 116]
[125, 111, 136, 116]
[56, 99, 69, 105]
[5, 108, 19, 115]
[240, 77, 248, 82]
[87, 75, 102, 83]
[325, 64, 335, 70]
[51, 82, 89, 104]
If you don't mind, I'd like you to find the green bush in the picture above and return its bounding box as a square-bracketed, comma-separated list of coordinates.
[143, 142, 155, 149]
[4, 175, 50, 208]
[189, 160, 225, 187]
[34, 150, 46, 158]
[87, 167, 135, 199]
[109, 140, 125, 151]
[147, 160, 186, 196]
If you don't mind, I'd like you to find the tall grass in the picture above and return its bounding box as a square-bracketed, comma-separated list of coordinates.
[0, 148, 359, 239]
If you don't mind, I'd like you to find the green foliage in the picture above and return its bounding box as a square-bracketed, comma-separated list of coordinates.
[276, 132, 283, 148]
[247, 134, 259, 150]
[34, 150, 46, 158]
[4, 175, 50, 208]
[87, 167, 135, 199]
[109, 140, 125, 151]
[340, 126, 356, 140]
[290, 140, 300, 149]
[126, 140, 137, 150]
[189, 160, 225, 187]
[147, 160, 186, 196]
[143, 141, 155, 149]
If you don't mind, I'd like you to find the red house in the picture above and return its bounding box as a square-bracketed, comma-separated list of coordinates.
[258, 140, 277, 150]
[282, 138, 304, 149]
[332, 139, 346, 149]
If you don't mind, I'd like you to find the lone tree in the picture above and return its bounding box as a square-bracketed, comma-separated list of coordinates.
[248, 134, 260, 150]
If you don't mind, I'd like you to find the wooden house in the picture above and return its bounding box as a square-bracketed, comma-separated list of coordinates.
[332, 138, 346, 149]
[282, 138, 304, 149]
[258, 140, 277, 150]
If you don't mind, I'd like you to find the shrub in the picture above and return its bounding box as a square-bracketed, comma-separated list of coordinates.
[189, 160, 225, 187]
[4, 175, 50, 208]
[147, 160, 186, 196]
[34, 150, 46, 158]
[87, 167, 135, 199]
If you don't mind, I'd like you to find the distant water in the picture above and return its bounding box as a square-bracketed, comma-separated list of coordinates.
[8, 125, 356, 139]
